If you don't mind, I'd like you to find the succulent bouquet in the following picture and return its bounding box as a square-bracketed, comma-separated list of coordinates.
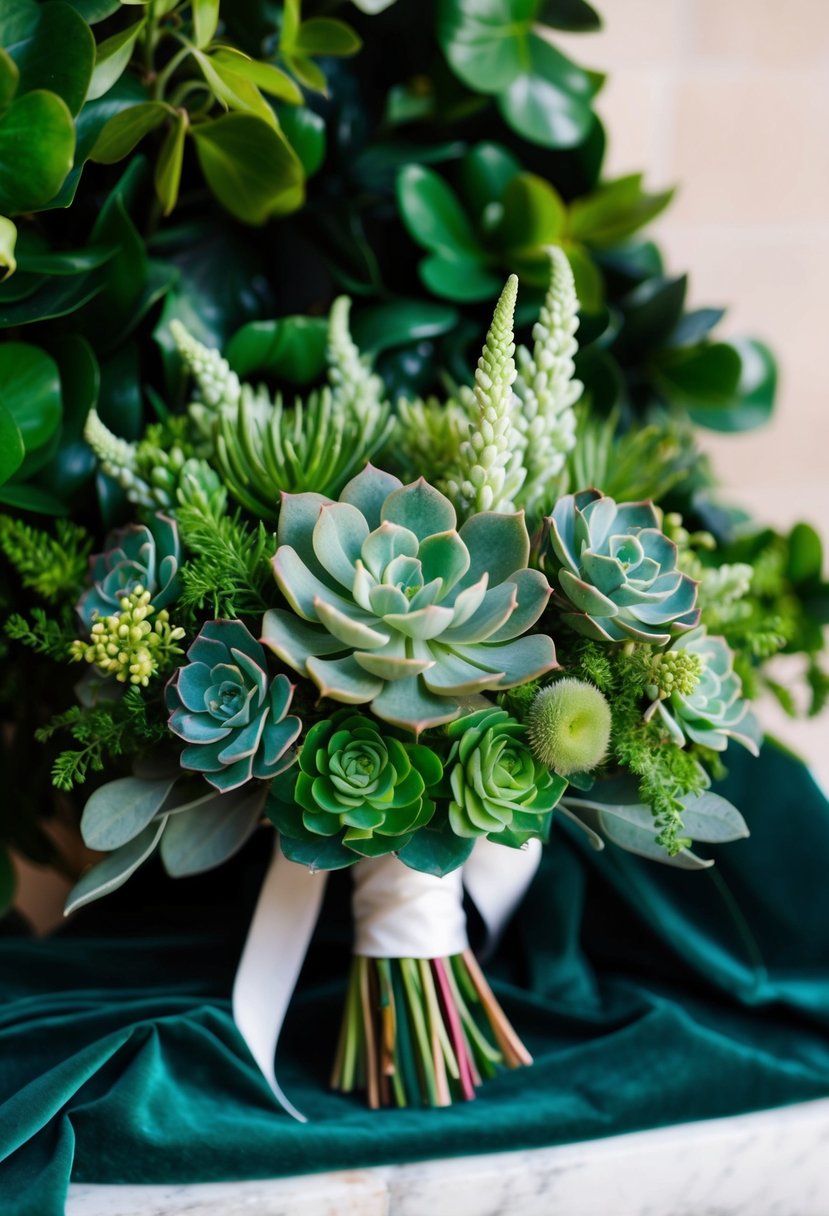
[4, 249, 782, 1111]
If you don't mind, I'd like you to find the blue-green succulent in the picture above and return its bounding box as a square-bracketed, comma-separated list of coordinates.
[167, 620, 301, 792]
[541, 489, 699, 644]
[261, 465, 558, 733]
[77, 513, 181, 629]
[644, 627, 761, 755]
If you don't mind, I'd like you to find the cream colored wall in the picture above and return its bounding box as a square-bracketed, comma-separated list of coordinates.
[558, 0, 829, 531]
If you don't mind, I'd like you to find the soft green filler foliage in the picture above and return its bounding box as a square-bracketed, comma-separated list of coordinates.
[541, 490, 700, 644]
[513, 247, 581, 518]
[391, 396, 470, 486]
[444, 275, 527, 516]
[175, 487, 273, 619]
[644, 627, 761, 756]
[77, 514, 182, 628]
[167, 619, 300, 793]
[262, 466, 557, 732]
[526, 677, 611, 775]
[443, 707, 565, 845]
[0, 517, 91, 604]
[270, 709, 441, 865]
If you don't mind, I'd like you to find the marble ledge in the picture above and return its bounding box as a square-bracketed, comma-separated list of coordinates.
[67, 1096, 829, 1216]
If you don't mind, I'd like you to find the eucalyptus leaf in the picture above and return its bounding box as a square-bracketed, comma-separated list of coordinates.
[191, 113, 305, 225]
[81, 775, 178, 851]
[160, 786, 265, 876]
[64, 817, 168, 916]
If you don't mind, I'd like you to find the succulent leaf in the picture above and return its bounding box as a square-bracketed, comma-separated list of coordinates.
[262, 466, 558, 732]
[77, 513, 182, 628]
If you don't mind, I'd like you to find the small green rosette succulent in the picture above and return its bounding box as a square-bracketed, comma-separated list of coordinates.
[262, 466, 558, 733]
[646, 627, 761, 755]
[444, 707, 565, 845]
[270, 709, 441, 861]
[77, 513, 181, 628]
[541, 489, 699, 644]
[166, 620, 301, 792]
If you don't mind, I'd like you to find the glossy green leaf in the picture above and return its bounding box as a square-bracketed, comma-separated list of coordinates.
[226, 315, 328, 383]
[787, 522, 823, 587]
[0, 401, 24, 484]
[291, 17, 361, 56]
[192, 0, 220, 48]
[0, 48, 19, 106]
[65, 818, 168, 916]
[616, 274, 688, 358]
[278, 105, 326, 176]
[282, 51, 327, 94]
[155, 111, 186, 215]
[420, 251, 501, 302]
[34, 334, 99, 499]
[194, 49, 277, 127]
[0, 215, 16, 278]
[498, 39, 599, 149]
[352, 299, 459, 354]
[191, 112, 304, 224]
[209, 48, 302, 105]
[460, 142, 521, 214]
[7, 0, 95, 116]
[667, 307, 726, 348]
[65, 0, 122, 20]
[0, 91, 75, 212]
[685, 337, 776, 433]
[87, 17, 146, 101]
[160, 787, 264, 876]
[16, 244, 115, 275]
[77, 182, 148, 349]
[397, 817, 474, 876]
[543, 0, 602, 31]
[0, 271, 104, 327]
[0, 481, 69, 513]
[397, 164, 479, 256]
[568, 173, 674, 247]
[563, 241, 603, 312]
[0, 342, 61, 453]
[490, 172, 566, 250]
[656, 342, 743, 413]
[90, 100, 171, 163]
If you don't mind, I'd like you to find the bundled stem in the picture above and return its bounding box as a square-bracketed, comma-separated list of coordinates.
[331, 951, 531, 1109]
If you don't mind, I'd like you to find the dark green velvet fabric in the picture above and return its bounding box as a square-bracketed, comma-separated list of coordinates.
[2, 744, 829, 1216]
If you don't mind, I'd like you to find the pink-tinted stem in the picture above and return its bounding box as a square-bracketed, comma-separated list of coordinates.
[433, 958, 476, 1102]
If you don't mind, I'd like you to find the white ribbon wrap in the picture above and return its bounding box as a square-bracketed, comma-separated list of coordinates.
[352, 854, 468, 958]
[232, 834, 543, 1118]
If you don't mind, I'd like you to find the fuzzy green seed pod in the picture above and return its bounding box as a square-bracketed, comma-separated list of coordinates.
[526, 678, 612, 776]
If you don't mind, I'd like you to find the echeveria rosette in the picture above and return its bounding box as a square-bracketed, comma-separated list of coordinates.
[261, 466, 558, 733]
[444, 707, 565, 847]
[540, 489, 700, 644]
[166, 620, 301, 793]
[77, 513, 182, 629]
[646, 627, 762, 756]
[271, 710, 441, 863]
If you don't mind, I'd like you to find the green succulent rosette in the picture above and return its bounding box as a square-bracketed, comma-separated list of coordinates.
[269, 709, 442, 864]
[444, 707, 566, 845]
[541, 489, 699, 644]
[646, 626, 762, 755]
[167, 619, 301, 793]
[262, 466, 558, 733]
[77, 513, 181, 629]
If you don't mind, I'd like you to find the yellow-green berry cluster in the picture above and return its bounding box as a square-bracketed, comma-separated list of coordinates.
[645, 649, 704, 701]
[70, 586, 185, 686]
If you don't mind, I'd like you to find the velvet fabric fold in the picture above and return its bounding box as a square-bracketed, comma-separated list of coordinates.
[2, 743, 829, 1216]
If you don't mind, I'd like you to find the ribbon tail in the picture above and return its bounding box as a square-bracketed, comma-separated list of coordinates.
[232, 835, 328, 1122]
[463, 837, 542, 960]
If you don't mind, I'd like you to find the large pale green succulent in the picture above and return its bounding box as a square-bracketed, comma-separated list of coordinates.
[261, 466, 558, 732]
[270, 709, 441, 861]
[645, 627, 761, 755]
[444, 707, 565, 845]
[541, 489, 699, 644]
[77, 513, 181, 629]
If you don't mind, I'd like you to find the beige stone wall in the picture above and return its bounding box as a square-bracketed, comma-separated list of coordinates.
[558, 0, 829, 533]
